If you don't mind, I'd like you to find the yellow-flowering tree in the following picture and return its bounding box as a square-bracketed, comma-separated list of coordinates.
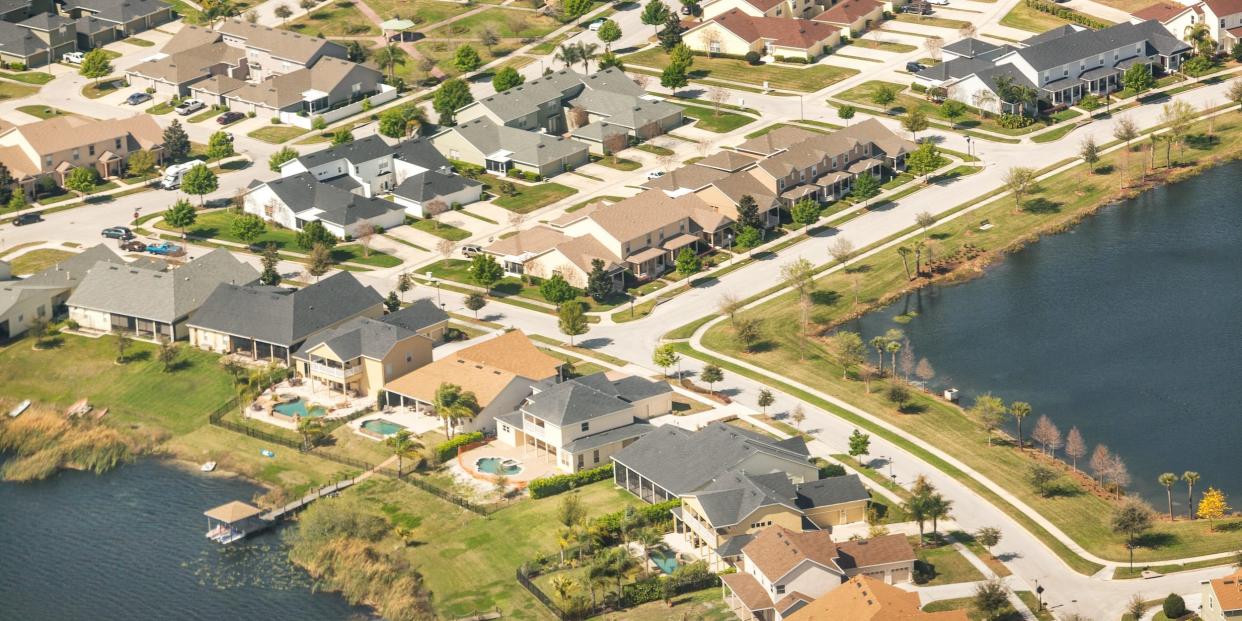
[1197, 487, 1231, 530]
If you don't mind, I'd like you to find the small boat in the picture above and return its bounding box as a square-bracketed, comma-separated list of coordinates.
[92, 408, 108, 420]
[200, 461, 217, 472]
[8, 399, 30, 418]
[65, 398, 92, 418]
[260, 449, 275, 458]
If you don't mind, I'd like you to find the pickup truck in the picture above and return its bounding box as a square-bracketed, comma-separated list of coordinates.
[146, 241, 184, 256]
[175, 99, 205, 116]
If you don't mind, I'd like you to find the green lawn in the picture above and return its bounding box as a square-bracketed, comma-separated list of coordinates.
[490, 180, 578, 213]
[0, 70, 55, 85]
[675, 102, 756, 133]
[424, 259, 632, 312]
[122, 37, 155, 47]
[147, 101, 174, 115]
[8, 249, 74, 275]
[0, 81, 39, 101]
[0, 333, 234, 435]
[893, 13, 972, 29]
[425, 7, 561, 39]
[635, 143, 674, 156]
[410, 218, 472, 241]
[695, 110, 1242, 567]
[623, 47, 858, 93]
[247, 125, 310, 143]
[16, 105, 72, 119]
[188, 107, 225, 123]
[834, 80, 1048, 136]
[592, 155, 641, 171]
[915, 538, 987, 586]
[412, 40, 520, 78]
[999, 1, 1074, 32]
[363, 0, 471, 26]
[847, 38, 918, 53]
[286, 0, 379, 37]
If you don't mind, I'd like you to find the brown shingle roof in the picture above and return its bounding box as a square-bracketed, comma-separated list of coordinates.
[1132, 1, 1192, 21]
[553, 234, 624, 273]
[812, 0, 884, 25]
[721, 572, 775, 611]
[735, 125, 823, 155]
[160, 23, 221, 55]
[710, 9, 841, 49]
[587, 190, 715, 242]
[696, 149, 759, 172]
[833, 534, 916, 570]
[455, 330, 563, 381]
[1, 115, 163, 165]
[786, 576, 970, 621]
[485, 225, 571, 257]
[1211, 569, 1242, 612]
[217, 19, 344, 64]
[384, 356, 521, 407]
[1203, 0, 1242, 17]
[744, 526, 843, 580]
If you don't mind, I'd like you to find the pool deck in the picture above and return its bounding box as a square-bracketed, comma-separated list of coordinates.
[349, 408, 443, 440]
[244, 380, 377, 430]
[450, 441, 560, 492]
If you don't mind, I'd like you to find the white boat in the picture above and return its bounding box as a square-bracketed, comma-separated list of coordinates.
[8, 399, 30, 418]
[200, 461, 217, 472]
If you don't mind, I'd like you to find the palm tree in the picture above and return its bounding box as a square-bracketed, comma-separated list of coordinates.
[586, 560, 610, 611]
[555, 43, 580, 69]
[550, 575, 578, 608]
[608, 548, 636, 598]
[913, 239, 926, 276]
[433, 382, 479, 438]
[576, 42, 599, 73]
[1009, 401, 1032, 450]
[1158, 472, 1178, 521]
[870, 336, 887, 375]
[557, 528, 575, 564]
[385, 429, 421, 476]
[636, 528, 662, 576]
[897, 246, 913, 280]
[905, 494, 931, 545]
[1185, 22, 1215, 56]
[926, 493, 953, 538]
[1183, 471, 1201, 520]
[886, 340, 903, 379]
[296, 416, 325, 450]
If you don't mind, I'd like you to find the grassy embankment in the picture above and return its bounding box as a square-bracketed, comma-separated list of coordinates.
[691, 110, 1242, 568]
[0, 404, 163, 481]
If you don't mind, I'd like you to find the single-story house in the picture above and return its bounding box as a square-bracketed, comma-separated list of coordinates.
[431, 116, 591, 178]
[810, 0, 885, 37]
[379, 298, 450, 344]
[188, 271, 384, 364]
[684, 9, 843, 61]
[0, 244, 120, 340]
[243, 171, 407, 239]
[483, 223, 626, 289]
[391, 167, 483, 218]
[67, 248, 259, 341]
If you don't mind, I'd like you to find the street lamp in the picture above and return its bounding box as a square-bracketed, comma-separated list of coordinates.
[965, 136, 973, 158]
[1035, 581, 1045, 612]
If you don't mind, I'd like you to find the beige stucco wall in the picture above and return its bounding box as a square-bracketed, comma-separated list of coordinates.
[684, 23, 759, 56]
[804, 499, 869, 527]
[523, 248, 592, 288]
[69, 306, 111, 332]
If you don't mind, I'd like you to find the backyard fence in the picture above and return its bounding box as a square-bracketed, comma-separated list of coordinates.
[517, 559, 721, 620]
[516, 569, 570, 621]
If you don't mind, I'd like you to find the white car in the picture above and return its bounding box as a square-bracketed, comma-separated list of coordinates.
[175, 99, 205, 116]
[62, 51, 84, 64]
[928, 0, 949, 5]
[588, 19, 606, 31]
[646, 169, 666, 180]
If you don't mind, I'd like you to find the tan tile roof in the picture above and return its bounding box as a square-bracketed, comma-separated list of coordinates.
[735, 125, 823, 156]
[812, 0, 884, 25]
[744, 526, 843, 580]
[485, 225, 571, 257]
[553, 234, 624, 273]
[2, 114, 163, 162]
[786, 576, 970, 621]
[456, 330, 563, 380]
[1132, 1, 1192, 21]
[641, 162, 730, 191]
[710, 9, 842, 49]
[0, 145, 37, 178]
[696, 149, 759, 172]
[227, 57, 375, 109]
[160, 23, 221, 54]
[129, 41, 239, 84]
[588, 190, 715, 242]
[217, 19, 342, 64]
[204, 500, 262, 522]
[721, 572, 774, 611]
[549, 200, 605, 227]
[1211, 569, 1242, 612]
[833, 533, 916, 570]
[384, 356, 520, 407]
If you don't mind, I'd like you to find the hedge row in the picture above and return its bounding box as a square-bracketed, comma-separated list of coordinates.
[590, 498, 681, 544]
[528, 463, 613, 498]
[434, 431, 484, 463]
[620, 564, 718, 607]
[1024, 0, 1107, 29]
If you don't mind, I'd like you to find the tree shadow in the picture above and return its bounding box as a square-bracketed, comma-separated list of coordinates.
[1211, 520, 1242, 533]
[747, 340, 775, 353]
[577, 337, 613, 349]
[1021, 197, 1062, 214]
[929, 232, 951, 240]
[1093, 164, 1115, 175]
[810, 290, 840, 306]
[127, 350, 152, 362]
[1186, 134, 1220, 150]
[1133, 531, 1178, 549]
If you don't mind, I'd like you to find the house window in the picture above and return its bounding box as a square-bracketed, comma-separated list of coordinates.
[406, 353, 413, 362]
[593, 449, 600, 463]
[502, 424, 510, 433]
[72, 149, 80, 161]
[89, 145, 95, 156]
[116, 138, 122, 150]
[45, 155, 52, 167]
[576, 454, 584, 468]
[581, 422, 590, 432]
[775, 585, 786, 595]
[710, 41, 721, 53]
[1223, 18, 1227, 27]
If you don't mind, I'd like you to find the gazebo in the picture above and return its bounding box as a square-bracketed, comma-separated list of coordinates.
[380, 18, 416, 42]
[204, 501, 267, 544]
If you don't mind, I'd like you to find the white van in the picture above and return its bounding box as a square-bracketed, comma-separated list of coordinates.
[161, 160, 205, 189]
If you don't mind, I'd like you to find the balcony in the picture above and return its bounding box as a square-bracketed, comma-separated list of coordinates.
[309, 361, 362, 379]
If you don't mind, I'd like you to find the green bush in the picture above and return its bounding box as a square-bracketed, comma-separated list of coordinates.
[433, 431, 484, 463]
[1163, 593, 1186, 618]
[911, 82, 927, 93]
[818, 462, 847, 478]
[590, 498, 681, 544]
[745, 51, 761, 65]
[1023, 0, 1106, 28]
[1077, 94, 1102, 111]
[1182, 55, 1218, 77]
[774, 55, 810, 64]
[997, 113, 1034, 129]
[528, 463, 613, 498]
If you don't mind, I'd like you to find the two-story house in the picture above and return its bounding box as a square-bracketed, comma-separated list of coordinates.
[1139, 0, 1242, 52]
[293, 315, 434, 398]
[786, 575, 969, 621]
[720, 526, 916, 621]
[0, 114, 164, 195]
[920, 21, 1191, 112]
[60, 0, 173, 38]
[495, 372, 673, 473]
[216, 19, 346, 82]
[1202, 568, 1242, 621]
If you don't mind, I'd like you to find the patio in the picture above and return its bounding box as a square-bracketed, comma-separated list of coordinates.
[349, 407, 444, 441]
[449, 440, 561, 492]
[244, 377, 376, 430]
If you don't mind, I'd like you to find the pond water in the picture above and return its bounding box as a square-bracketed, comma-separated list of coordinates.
[846, 162, 1242, 506]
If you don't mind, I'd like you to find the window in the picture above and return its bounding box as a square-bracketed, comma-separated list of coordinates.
[581, 422, 590, 432]
[89, 145, 95, 156]
[593, 450, 600, 463]
[45, 155, 52, 167]
[709, 41, 720, 53]
[775, 585, 786, 595]
[1222, 18, 1227, 27]
[72, 149, 80, 161]
[502, 424, 510, 433]
[385, 363, 392, 375]
[576, 454, 584, 468]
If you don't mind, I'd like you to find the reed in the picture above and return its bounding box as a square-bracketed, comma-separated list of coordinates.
[0, 405, 164, 481]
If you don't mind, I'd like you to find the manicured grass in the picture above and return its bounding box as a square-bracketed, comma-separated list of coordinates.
[286, 0, 379, 37]
[950, 530, 1012, 577]
[999, 1, 1073, 32]
[332, 244, 403, 267]
[592, 155, 641, 171]
[490, 180, 578, 214]
[413, 40, 519, 78]
[1031, 122, 1080, 143]
[147, 101, 175, 115]
[529, 31, 571, 55]
[247, 125, 310, 144]
[122, 37, 155, 47]
[0, 81, 39, 101]
[410, 218, 472, 241]
[697, 110, 1242, 566]
[8, 249, 74, 275]
[363, 0, 471, 25]
[675, 102, 755, 133]
[155, 209, 298, 248]
[603, 587, 734, 621]
[16, 105, 71, 119]
[635, 143, 674, 156]
[893, 13, 972, 30]
[834, 81, 1047, 136]
[0, 333, 234, 435]
[425, 7, 561, 39]
[424, 259, 628, 312]
[82, 78, 125, 99]
[848, 38, 918, 53]
[187, 107, 225, 123]
[916, 538, 987, 586]
[623, 47, 858, 92]
[0, 70, 54, 85]
[566, 195, 623, 213]
[1015, 591, 1056, 621]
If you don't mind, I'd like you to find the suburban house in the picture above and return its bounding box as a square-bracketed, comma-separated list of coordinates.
[0, 114, 164, 196]
[382, 330, 565, 435]
[1201, 568, 1242, 621]
[702, 0, 832, 20]
[809, 0, 886, 38]
[915, 21, 1191, 112]
[683, 10, 844, 61]
[720, 527, 916, 621]
[215, 19, 345, 81]
[1135, 0, 1242, 51]
[0, 0, 54, 24]
[59, 0, 173, 37]
[483, 223, 626, 288]
[243, 171, 406, 239]
[646, 120, 912, 223]
[189, 56, 385, 123]
[612, 423, 870, 568]
[378, 299, 450, 343]
[0, 14, 74, 67]
[67, 248, 259, 341]
[431, 116, 591, 178]
[786, 575, 969, 620]
[495, 371, 673, 473]
[187, 272, 384, 364]
[291, 313, 435, 398]
[0, 244, 121, 340]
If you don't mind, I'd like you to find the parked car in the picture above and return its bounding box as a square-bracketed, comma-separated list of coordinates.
[146, 241, 184, 256]
[175, 99, 205, 116]
[120, 239, 148, 252]
[906, 61, 925, 73]
[126, 92, 153, 106]
[928, 0, 949, 5]
[12, 212, 43, 226]
[680, 4, 693, 14]
[101, 226, 134, 240]
[646, 169, 666, 180]
[217, 111, 245, 125]
[461, 244, 483, 257]
[62, 52, 84, 64]
[588, 19, 605, 31]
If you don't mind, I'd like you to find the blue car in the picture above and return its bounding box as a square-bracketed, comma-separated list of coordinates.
[146, 241, 183, 256]
[126, 92, 152, 105]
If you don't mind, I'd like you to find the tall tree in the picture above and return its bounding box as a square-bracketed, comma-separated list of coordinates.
[1008, 401, 1031, 450]
[181, 164, 218, 206]
[700, 364, 723, 392]
[597, 19, 622, 51]
[230, 213, 266, 247]
[1183, 471, 1201, 520]
[207, 130, 234, 161]
[652, 343, 680, 378]
[558, 302, 588, 345]
[464, 293, 486, 318]
[1198, 487, 1230, 530]
[586, 259, 613, 302]
[468, 253, 503, 291]
[269, 146, 298, 172]
[433, 382, 479, 438]
[79, 49, 112, 85]
[849, 172, 880, 207]
[1079, 136, 1100, 173]
[757, 389, 774, 413]
[657, 10, 684, 50]
[902, 109, 929, 141]
[492, 66, 524, 92]
[306, 242, 332, 282]
[64, 167, 98, 197]
[453, 44, 482, 73]
[259, 243, 281, 286]
[1031, 414, 1061, 456]
[736, 194, 761, 229]
[1158, 472, 1178, 521]
[640, 0, 669, 36]
[163, 198, 197, 238]
[973, 579, 1010, 621]
[1002, 166, 1036, 210]
[163, 119, 190, 161]
[1064, 426, 1086, 471]
[832, 331, 867, 379]
[296, 220, 337, 250]
[970, 394, 1006, 447]
[848, 429, 870, 460]
[385, 429, 421, 475]
[1111, 496, 1154, 563]
[432, 78, 474, 126]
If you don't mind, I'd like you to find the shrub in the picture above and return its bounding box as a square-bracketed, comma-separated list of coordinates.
[10, 62, 25, 71]
[432, 431, 484, 463]
[1163, 593, 1186, 618]
[311, 116, 327, 130]
[528, 463, 613, 498]
[590, 499, 681, 545]
[1182, 54, 1217, 77]
[270, 116, 281, 124]
[1077, 94, 1102, 111]
[817, 460, 847, 478]
[997, 113, 1034, 129]
[745, 51, 761, 65]
[775, 55, 809, 64]
[911, 82, 927, 93]
[247, 111, 256, 118]
[1023, 0, 1105, 29]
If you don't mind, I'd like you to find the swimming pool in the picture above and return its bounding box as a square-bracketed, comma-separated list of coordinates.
[475, 457, 522, 476]
[272, 398, 326, 419]
[649, 546, 680, 574]
[361, 418, 406, 437]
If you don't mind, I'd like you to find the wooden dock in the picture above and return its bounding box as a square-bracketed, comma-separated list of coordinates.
[205, 477, 357, 544]
[261, 478, 356, 522]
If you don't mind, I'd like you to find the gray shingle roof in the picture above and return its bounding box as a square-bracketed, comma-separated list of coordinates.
[794, 474, 869, 508]
[294, 315, 419, 361]
[65, 0, 169, 23]
[522, 372, 671, 426]
[612, 422, 811, 496]
[469, 69, 586, 124]
[19, 13, 74, 30]
[187, 271, 382, 346]
[379, 298, 449, 333]
[15, 244, 121, 290]
[563, 420, 656, 452]
[395, 136, 451, 169]
[447, 117, 589, 167]
[393, 170, 482, 203]
[265, 171, 404, 227]
[1016, 20, 1189, 72]
[67, 248, 259, 323]
[915, 45, 1014, 81]
[941, 37, 1001, 59]
[692, 470, 802, 527]
[293, 134, 395, 169]
[0, 21, 48, 59]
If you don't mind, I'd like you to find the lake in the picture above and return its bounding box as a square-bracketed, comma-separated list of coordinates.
[847, 162, 1242, 506]
[0, 459, 374, 621]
